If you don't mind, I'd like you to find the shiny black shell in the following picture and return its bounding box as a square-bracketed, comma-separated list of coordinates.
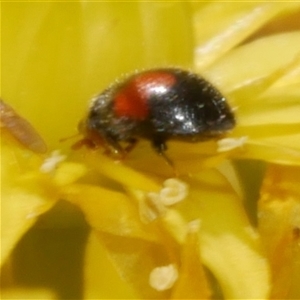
[83, 68, 235, 155]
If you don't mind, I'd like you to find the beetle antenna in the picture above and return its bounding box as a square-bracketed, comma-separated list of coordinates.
[59, 133, 81, 143]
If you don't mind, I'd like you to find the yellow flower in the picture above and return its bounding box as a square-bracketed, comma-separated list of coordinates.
[1, 2, 300, 299]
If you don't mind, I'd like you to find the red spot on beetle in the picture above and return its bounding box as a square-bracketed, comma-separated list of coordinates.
[114, 71, 176, 120]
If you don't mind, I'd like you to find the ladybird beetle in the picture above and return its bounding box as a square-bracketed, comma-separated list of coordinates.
[79, 68, 235, 165]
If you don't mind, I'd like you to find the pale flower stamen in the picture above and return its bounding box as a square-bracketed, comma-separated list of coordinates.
[40, 150, 66, 173]
[217, 136, 248, 152]
[149, 264, 178, 291]
[143, 178, 189, 222]
[159, 178, 189, 206]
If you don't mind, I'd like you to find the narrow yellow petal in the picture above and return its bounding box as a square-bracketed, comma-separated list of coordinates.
[84, 232, 138, 300]
[194, 2, 299, 71]
[205, 31, 300, 93]
[1, 133, 57, 265]
[171, 221, 211, 299]
[174, 170, 271, 299]
[80, 149, 160, 191]
[62, 183, 158, 241]
[258, 164, 300, 299]
[235, 140, 300, 166]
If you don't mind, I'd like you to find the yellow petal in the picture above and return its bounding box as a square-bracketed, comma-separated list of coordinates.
[63, 183, 158, 241]
[234, 140, 300, 166]
[79, 149, 161, 191]
[194, 2, 300, 71]
[171, 221, 211, 299]
[84, 232, 138, 299]
[205, 31, 300, 93]
[1, 133, 57, 265]
[258, 164, 300, 299]
[0, 288, 56, 300]
[174, 170, 271, 299]
[88, 231, 177, 299]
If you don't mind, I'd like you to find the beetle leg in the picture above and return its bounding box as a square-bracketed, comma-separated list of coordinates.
[104, 136, 126, 158]
[124, 138, 138, 153]
[152, 138, 177, 174]
[71, 137, 96, 150]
